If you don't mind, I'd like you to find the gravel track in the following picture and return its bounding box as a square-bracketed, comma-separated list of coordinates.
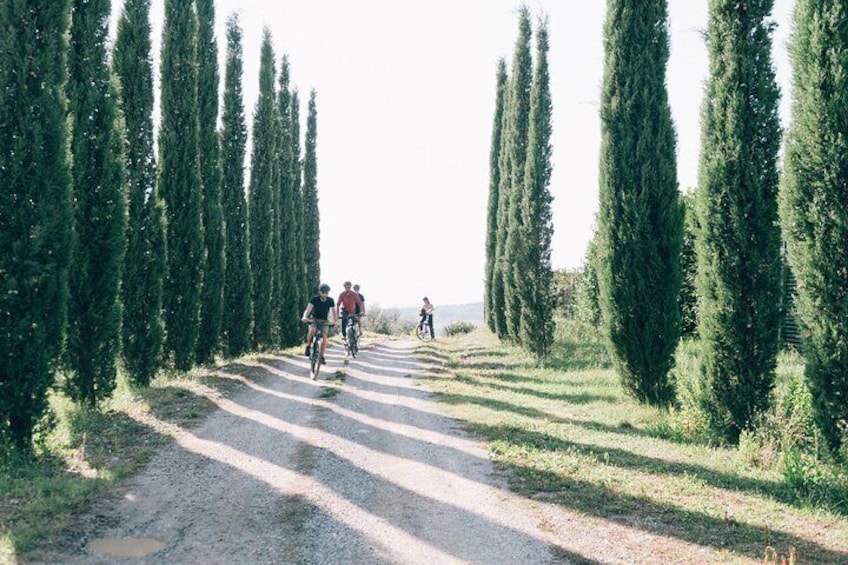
[23, 337, 762, 564]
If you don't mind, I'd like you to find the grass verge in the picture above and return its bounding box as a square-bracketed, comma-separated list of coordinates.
[422, 324, 848, 564]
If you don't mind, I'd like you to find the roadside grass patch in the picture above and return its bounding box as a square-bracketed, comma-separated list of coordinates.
[423, 324, 848, 564]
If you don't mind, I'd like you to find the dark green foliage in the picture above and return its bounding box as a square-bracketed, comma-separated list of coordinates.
[289, 92, 308, 307]
[0, 0, 74, 449]
[220, 13, 253, 357]
[695, 0, 783, 444]
[501, 6, 534, 343]
[302, 90, 321, 293]
[780, 0, 848, 451]
[195, 0, 225, 365]
[276, 58, 302, 347]
[485, 58, 508, 333]
[679, 192, 698, 338]
[65, 0, 128, 406]
[114, 0, 166, 385]
[597, 0, 683, 407]
[114, 0, 167, 387]
[574, 228, 602, 327]
[159, 0, 204, 371]
[492, 6, 532, 341]
[249, 30, 278, 350]
[517, 18, 555, 361]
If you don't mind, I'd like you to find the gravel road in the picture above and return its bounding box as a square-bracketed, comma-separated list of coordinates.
[25, 337, 756, 565]
[24, 338, 563, 564]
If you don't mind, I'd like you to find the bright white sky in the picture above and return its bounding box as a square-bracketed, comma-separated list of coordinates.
[111, 0, 795, 309]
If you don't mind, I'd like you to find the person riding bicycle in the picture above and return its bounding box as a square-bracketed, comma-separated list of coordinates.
[353, 283, 366, 334]
[336, 281, 364, 346]
[419, 296, 435, 339]
[302, 283, 335, 364]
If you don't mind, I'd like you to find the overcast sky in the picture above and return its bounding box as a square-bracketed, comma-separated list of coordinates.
[111, 0, 796, 309]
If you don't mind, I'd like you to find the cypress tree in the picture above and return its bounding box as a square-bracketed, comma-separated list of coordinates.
[694, 0, 783, 443]
[249, 30, 278, 349]
[195, 0, 225, 365]
[114, 0, 167, 387]
[220, 13, 253, 357]
[302, 90, 321, 293]
[679, 191, 698, 338]
[780, 0, 848, 451]
[597, 0, 683, 407]
[501, 6, 534, 343]
[65, 0, 128, 406]
[290, 91, 309, 302]
[0, 0, 74, 450]
[490, 90, 512, 339]
[277, 58, 302, 346]
[492, 7, 532, 341]
[159, 0, 204, 371]
[485, 58, 508, 333]
[517, 17, 555, 360]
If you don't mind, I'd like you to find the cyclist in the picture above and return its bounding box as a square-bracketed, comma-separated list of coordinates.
[419, 296, 435, 340]
[302, 283, 335, 364]
[353, 283, 366, 334]
[336, 281, 364, 348]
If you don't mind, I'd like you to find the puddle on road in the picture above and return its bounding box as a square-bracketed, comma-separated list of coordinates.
[89, 537, 165, 558]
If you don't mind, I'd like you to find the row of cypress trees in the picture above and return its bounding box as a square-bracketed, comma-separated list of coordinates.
[591, 0, 848, 452]
[484, 6, 556, 361]
[0, 0, 321, 451]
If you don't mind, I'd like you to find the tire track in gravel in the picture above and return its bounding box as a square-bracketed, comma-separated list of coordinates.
[26, 336, 718, 564]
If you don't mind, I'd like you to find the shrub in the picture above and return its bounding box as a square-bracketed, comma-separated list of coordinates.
[445, 321, 476, 336]
[363, 305, 416, 336]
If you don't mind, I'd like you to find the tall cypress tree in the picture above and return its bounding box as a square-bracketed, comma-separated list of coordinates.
[493, 6, 533, 341]
[220, 13, 253, 357]
[159, 0, 203, 371]
[502, 7, 534, 343]
[0, 0, 73, 450]
[780, 0, 848, 451]
[485, 58, 508, 333]
[65, 0, 128, 406]
[695, 0, 782, 443]
[277, 58, 302, 346]
[290, 91, 309, 302]
[598, 0, 683, 407]
[114, 0, 167, 387]
[195, 0, 225, 365]
[302, 90, 321, 292]
[249, 30, 278, 350]
[517, 17, 555, 360]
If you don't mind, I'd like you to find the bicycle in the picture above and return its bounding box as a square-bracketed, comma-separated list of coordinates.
[302, 318, 328, 380]
[343, 313, 361, 358]
[416, 314, 433, 342]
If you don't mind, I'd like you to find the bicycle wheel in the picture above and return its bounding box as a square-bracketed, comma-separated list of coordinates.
[416, 324, 432, 342]
[310, 336, 321, 380]
[347, 326, 358, 358]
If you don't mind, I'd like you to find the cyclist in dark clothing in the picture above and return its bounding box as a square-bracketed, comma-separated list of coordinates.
[302, 283, 335, 364]
[353, 283, 365, 334]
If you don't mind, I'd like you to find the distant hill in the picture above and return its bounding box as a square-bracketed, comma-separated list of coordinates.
[393, 301, 484, 332]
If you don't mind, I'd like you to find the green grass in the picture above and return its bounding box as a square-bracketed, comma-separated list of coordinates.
[422, 322, 848, 565]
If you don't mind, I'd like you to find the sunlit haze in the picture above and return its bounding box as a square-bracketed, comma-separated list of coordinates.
[111, 0, 795, 308]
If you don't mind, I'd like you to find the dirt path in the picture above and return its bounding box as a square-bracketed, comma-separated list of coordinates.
[24, 337, 763, 564]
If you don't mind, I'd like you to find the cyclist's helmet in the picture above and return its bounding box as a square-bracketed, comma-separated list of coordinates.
[318, 283, 330, 293]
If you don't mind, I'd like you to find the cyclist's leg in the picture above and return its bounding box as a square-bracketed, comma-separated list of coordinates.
[428, 314, 435, 338]
[305, 324, 316, 355]
[319, 323, 329, 362]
